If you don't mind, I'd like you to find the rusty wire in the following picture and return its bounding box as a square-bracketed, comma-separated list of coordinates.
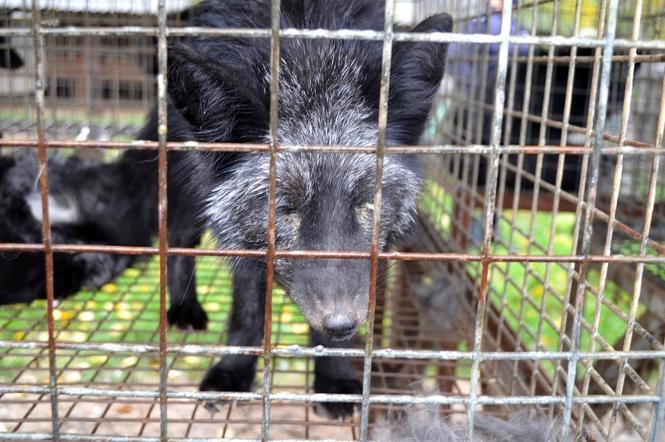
[1, 0, 665, 440]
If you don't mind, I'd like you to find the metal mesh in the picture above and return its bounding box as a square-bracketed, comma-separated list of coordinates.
[0, 0, 663, 440]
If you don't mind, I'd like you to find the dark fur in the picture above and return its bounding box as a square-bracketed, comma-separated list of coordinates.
[0, 15, 23, 70]
[0, 20, 23, 140]
[133, 0, 453, 419]
[0, 147, 213, 329]
[0, 37, 23, 70]
[0, 152, 154, 303]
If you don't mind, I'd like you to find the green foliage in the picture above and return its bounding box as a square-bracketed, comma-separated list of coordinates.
[419, 180, 647, 379]
[517, 0, 665, 39]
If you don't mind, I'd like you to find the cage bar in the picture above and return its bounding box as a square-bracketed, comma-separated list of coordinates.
[0, 0, 664, 440]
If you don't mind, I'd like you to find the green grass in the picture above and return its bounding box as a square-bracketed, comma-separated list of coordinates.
[419, 179, 648, 379]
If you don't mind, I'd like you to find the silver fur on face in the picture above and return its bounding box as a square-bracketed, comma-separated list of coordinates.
[205, 153, 420, 252]
[204, 152, 420, 332]
[274, 52, 378, 148]
[207, 49, 420, 240]
[204, 47, 421, 333]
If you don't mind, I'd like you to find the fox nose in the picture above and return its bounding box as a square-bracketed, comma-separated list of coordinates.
[323, 314, 357, 340]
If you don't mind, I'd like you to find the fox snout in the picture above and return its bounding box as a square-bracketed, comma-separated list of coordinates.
[288, 258, 371, 341]
[297, 290, 366, 341]
[322, 312, 360, 341]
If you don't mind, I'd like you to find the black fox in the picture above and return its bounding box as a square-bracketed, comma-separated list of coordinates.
[0, 148, 206, 328]
[142, 0, 452, 418]
[0, 152, 155, 303]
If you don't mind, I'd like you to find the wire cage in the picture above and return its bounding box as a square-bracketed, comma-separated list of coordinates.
[0, 0, 664, 440]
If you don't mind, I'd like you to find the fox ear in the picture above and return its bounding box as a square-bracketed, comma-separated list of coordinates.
[388, 13, 452, 143]
[167, 43, 267, 141]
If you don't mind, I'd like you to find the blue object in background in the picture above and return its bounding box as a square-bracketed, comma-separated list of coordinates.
[448, 2, 530, 86]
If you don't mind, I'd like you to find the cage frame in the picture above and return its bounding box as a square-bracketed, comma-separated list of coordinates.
[0, 0, 663, 440]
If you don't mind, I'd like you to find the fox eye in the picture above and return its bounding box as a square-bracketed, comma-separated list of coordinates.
[354, 202, 374, 230]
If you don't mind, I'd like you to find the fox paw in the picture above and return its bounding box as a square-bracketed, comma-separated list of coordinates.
[167, 302, 208, 331]
[313, 375, 362, 420]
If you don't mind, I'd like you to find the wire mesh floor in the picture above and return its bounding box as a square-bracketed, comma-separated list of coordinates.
[0, 255, 476, 440]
